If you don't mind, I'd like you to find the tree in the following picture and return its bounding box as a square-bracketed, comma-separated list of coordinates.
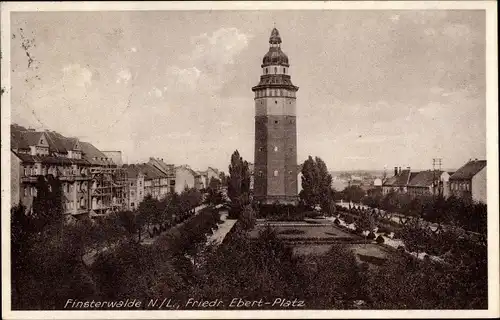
[137, 195, 161, 235]
[228, 150, 250, 208]
[240, 205, 256, 230]
[299, 156, 333, 210]
[400, 218, 432, 259]
[342, 185, 366, 204]
[31, 175, 64, 235]
[116, 210, 147, 243]
[218, 171, 228, 189]
[356, 210, 375, 234]
[206, 177, 223, 206]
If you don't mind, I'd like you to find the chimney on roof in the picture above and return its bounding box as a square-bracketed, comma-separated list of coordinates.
[407, 166, 411, 171]
[394, 166, 398, 176]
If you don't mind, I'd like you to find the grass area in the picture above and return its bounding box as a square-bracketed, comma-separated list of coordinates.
[250, 224, 357, 240]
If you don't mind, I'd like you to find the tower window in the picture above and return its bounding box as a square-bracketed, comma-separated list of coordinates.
[265, 68, 268, 74]
[274, 170, 279, 177]
[283, 68, 286, 73]
[275, 100, 277, 104]
[274, 67, 277, 74]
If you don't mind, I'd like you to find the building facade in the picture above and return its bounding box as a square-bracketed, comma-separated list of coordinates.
[174, 165, 197, 194]
[449, 159, 487, 203]
[11, 127, 94, 216]
[252, 27, 299, 205]
[124, 164, 145, 210]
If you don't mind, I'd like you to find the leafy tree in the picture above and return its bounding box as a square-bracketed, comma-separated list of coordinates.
[356, 210, 375, 234]
[342, 185, 366, 204]
[400, 218, 432, 259]
[137, 194, 161, 234]
[299, 156, 333, 210]
[31, 175, 64, 235]
[240, 205, 256, 230]
[205, 177, 224, 206]
[228, 150, 250, 209]
[116, 210, 147, 243]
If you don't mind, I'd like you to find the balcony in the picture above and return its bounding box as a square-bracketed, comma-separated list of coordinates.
[21, 176, 38, 183]
[59, 175, 91, 181]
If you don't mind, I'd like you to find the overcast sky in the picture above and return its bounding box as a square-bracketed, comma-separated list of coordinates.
[10, 10, 485, 172]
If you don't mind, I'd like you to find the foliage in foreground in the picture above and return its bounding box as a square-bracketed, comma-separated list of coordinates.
[12, 195, 487, 310]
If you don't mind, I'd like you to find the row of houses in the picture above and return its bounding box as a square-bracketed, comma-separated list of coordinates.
[10, 124, 222, 218]
[382, 159, 487, 204]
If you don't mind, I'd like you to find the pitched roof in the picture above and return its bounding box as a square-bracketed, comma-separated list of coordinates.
[44, 131, 69, 154]
[175, 164, 198, 177]
[11, 151, 90, 166]
[11, 130, 45, 150]
[138, 163, 166, 180]
[11, 130, 23, 149]
[408, 170, 444, 187]
[383, 169, 411, 186]
[123, 164, 142, 179]
[60, 137, 79, 151]
[450, 160, 486, 180]
[80, 141, 112, 166]
[20, 131, 44, 149]
[148, 158, 175, 176]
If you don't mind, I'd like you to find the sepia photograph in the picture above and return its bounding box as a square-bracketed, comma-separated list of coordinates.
[1, 1, 498, 319]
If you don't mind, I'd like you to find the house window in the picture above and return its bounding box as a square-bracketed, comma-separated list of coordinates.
[259, 170, 264, 177]
[131, 202, 135, 207]
[274, 120, 278, 124]
[275, 100, 277, 104]
[24, 188, 28, 197]
[274, 170, 279, 177]
[259, 147, 264, 152]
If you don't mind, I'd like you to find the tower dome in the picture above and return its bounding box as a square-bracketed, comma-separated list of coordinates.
[262, 28, 289, 67]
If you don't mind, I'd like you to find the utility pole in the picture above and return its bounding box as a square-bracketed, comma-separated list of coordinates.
[432, 158, 442, 195]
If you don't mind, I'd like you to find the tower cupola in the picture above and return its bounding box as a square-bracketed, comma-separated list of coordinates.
[262, 28, 289, 67]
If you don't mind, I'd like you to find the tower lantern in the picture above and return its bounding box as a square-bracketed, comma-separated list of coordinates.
[252, 27, 299, 205]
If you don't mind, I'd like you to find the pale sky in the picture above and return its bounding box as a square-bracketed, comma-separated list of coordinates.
[10, 10, 486, 172]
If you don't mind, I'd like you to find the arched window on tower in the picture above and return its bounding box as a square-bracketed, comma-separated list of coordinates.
[274, 67, 277, 74]
[283, 68, 286, 74]
[265, 68, 268, 74]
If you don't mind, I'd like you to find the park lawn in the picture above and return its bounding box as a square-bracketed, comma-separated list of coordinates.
[250, 224, 356, 240]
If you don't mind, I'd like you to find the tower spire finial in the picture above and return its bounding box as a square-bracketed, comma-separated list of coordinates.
[269, 26, 281, 45]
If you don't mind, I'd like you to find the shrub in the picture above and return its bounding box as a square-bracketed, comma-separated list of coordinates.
[376, 235, 385, 244]
[377, 225, 393, 234]
[344, 215, 355, 224]
[240, 205, 256, 230]
[367, 232, 376, 240]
